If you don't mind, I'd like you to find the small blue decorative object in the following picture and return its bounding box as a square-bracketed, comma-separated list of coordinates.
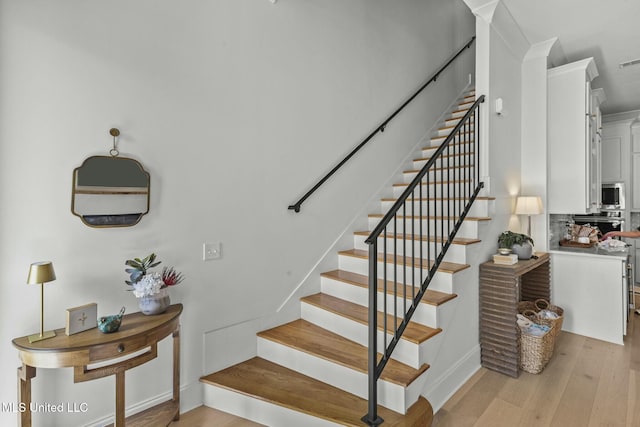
[98, 307, 126, 333]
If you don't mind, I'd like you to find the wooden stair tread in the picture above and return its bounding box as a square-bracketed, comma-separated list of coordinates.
[321, 269, 458, 306]
[381, 196, 495, 202]
[369, 212, 491, 222]
[354, 230, 481, 245]
[438, 123, 475, 132]
[201, 357, 433, 427]
[393, 179, 472, 187]
[450, 107, 471, 115]
[403, 165, 468, 173]
[301, 293, 441, 345]
[423, 132, 475, 140]
[339, 248, 470, 274]
[258, 319, 428, 387]
[414, 152, 475, 161]
[430, 135, 474, 143]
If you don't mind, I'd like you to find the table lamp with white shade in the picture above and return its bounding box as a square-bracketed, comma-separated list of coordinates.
[515, 196, 544, 237]
[27, 261, 57, 343]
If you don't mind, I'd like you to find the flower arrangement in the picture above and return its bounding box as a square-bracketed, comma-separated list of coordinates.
[125, 253, 184, 298]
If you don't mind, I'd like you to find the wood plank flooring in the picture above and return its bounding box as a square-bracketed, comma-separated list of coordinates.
[169, 406, 264, 427]
[433, 308, 640, 427]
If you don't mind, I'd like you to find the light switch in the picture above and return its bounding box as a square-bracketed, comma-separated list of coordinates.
[203, 242, 222, 261]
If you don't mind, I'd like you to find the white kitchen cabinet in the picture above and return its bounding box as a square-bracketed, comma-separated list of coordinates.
[633, 153, 640, 210]
[548, 58, 601, 214]
[632, 123, 640, 153]
[601, 135, 623, 182]
[602, 136, 624, 183]
[551, 251, 627, 345]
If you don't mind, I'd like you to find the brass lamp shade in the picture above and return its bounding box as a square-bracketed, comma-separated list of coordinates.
[27, 261, 56, 285]
[27, 261, 57, 343]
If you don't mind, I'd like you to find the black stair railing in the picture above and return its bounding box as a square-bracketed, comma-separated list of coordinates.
[288, 36, 476, 213]
[361, 95, 485, 426]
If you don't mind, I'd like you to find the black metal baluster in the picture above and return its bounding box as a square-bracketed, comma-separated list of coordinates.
[393, 214, 398, 336]
[364, 241, 381, 427]
[411, 192, 415, 302]
[420, 175, 424, 287]
[403, 203, 407, 318]
[383, 226, 388, 354]
[427, 168, 431, 281]
[447, 140, 451, 241]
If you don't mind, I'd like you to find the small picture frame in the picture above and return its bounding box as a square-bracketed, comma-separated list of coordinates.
[65, 303, 98, 336]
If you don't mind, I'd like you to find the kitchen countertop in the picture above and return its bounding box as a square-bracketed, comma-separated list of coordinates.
[548, 243, 630, 260]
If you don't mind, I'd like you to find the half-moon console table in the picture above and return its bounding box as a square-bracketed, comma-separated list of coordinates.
[12, 303, 183, 427]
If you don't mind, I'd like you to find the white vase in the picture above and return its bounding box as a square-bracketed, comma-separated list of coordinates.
[138, 287, 170, 315]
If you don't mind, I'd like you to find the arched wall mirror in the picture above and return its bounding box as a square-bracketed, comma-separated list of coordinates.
[71, 129, 151, 227]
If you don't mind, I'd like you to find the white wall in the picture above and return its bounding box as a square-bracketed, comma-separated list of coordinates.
[0, 1, 474, 425]
[470, 0, 525, 235]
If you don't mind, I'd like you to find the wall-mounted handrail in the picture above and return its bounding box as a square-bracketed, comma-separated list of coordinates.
[287, 36, 476, 213]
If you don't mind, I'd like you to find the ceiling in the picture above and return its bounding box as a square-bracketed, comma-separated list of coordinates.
[502, 0, 640, 115]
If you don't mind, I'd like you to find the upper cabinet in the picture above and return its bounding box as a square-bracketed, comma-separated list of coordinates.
[548, 58, 602, 214]
[631, 123, 640, 210]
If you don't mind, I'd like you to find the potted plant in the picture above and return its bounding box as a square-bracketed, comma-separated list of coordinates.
[125, 253, 184, 315]
[498, 231, 534, 259]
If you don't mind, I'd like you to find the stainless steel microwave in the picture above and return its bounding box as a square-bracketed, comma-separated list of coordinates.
[602, 183, 625, 210]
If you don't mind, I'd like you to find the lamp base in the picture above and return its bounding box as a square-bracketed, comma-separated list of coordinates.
[28, 330, 56, 343]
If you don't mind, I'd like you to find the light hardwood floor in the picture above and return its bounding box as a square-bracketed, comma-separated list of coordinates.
[173, 308, 640, 427]
[169, 406, 264, 427]
[433, 308, 640, 427]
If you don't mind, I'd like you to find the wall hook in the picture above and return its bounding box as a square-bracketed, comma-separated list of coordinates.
[109, 128, 120, 157]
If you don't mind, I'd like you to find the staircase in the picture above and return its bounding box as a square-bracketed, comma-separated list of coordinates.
[201, 89, 491, 426]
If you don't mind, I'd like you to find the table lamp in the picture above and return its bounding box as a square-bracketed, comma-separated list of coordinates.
[27, 261, 57, 343]
[515, 196, 544, 237]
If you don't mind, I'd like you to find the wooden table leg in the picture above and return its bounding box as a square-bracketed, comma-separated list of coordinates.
[115, 369, 125, 427]
[172, 325, 180, 421]
[17, 364, 36, 427]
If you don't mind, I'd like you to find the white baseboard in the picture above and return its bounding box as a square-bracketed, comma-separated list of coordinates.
[83, 381, 201, 427]
[422, 344, 481, 413]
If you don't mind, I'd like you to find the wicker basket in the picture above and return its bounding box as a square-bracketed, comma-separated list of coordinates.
[534, 299, 564, 338]
[519, 310, 556, 374]
[518, 299, 564, 339]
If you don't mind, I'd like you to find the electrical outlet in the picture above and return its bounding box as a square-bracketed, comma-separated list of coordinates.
[203, 242, 221, 261]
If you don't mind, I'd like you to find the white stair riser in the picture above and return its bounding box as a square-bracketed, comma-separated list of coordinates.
[436, 124, 474, 137]
[203, 384, 341, 427]
[338, 255, 455, 292]
[401, 168, 472, 183]
[391, 183, 481, 199]
[353, 235, 468, 264]
[368, 217, 480, 239]
[380, 199, 488, 218]
[413, 157, 474, 169]
[449, 110, 468, 119]
[320, 276, 440, 328]
[444, 113, 474, 127]
[257, 337, 424, 413]
[301, 302, 428, 369]
[444, 117, 463, 127]
[426, 136, 475, 151]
